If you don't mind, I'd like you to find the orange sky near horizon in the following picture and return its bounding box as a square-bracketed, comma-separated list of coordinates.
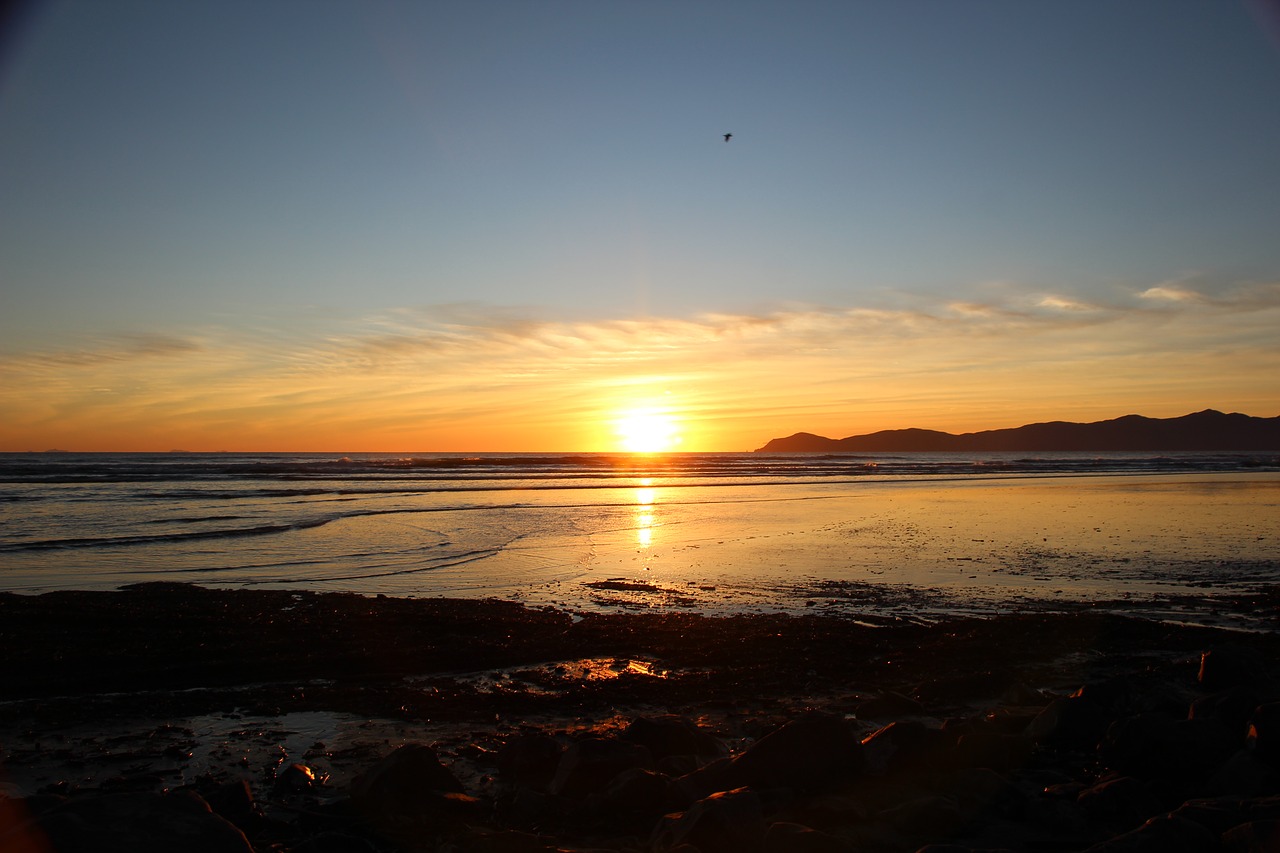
[2, 283, 1277, 453]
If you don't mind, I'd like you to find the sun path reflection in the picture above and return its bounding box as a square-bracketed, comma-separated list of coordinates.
[635, 478, 656, 550]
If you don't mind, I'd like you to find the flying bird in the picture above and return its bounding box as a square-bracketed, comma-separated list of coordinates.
[723, 133, 732, 142]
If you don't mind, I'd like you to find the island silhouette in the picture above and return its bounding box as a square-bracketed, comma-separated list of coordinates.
[756, 409, 1280, 452]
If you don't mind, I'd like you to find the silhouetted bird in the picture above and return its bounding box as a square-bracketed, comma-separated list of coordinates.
[723, 133, 732, 142]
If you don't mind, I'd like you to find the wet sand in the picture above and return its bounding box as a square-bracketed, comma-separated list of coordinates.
[3, 583, 1280, 851]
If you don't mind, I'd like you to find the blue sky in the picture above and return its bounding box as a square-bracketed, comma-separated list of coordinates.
[2, 1, 1278, 450]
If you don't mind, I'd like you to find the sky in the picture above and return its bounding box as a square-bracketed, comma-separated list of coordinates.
[2, 0, 1279, 452]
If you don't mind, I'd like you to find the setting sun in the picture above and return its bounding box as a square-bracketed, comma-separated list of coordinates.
[615, 408, 681, 453]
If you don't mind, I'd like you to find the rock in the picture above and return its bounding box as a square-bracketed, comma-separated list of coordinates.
[550, 736, 651, 799]
[1199, 645, 1267, 692]
[652, 787, 767, 853]
[764, 820, 855, 853]
[273, 762, 319, 796]
[930, 767, 1028, 822]
[861, 720, 946, 776]
[1169, 795, 1280, 835]
[1248, 702, 1280, 764]
[1222, 819, 1280, 852]
[1076, 776, 1163, 832]
[497, 731, 563, 792]
[1208, 749, 1278, 797]
[24, 790, 254, 853]
[593, 767, 684, 818]
[732, 711, 864, 791]
[291, 831, 380, 853]
[1026, 694, 1109, 748]
[624, 714, 727, 761]
[1189, 686, 1261, 733]
[200, 779, 262, 834]
[950, 729, 1032, 772]
[1102, 714, 1239, 783]
[877, 794, 966, 838]
[350, 743, 479, 838]
[856, 690, 924, 719]
[1081, 813, 1218, 852]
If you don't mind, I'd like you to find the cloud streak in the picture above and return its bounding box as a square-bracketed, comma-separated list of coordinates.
[1, 281, 1277, 450]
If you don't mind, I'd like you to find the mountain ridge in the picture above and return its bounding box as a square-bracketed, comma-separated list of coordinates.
[755, 409, 1280, 452]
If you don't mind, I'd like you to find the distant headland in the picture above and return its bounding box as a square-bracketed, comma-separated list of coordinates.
[756, 409, 1280, 452]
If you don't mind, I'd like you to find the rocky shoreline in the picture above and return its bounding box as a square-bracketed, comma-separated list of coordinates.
[2, 582, 1279, 852]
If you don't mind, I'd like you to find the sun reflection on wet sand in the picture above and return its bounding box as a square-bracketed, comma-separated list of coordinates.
[635, 480, 657, 549]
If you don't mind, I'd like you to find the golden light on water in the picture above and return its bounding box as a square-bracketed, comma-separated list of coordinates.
[636, 482, 657, 548]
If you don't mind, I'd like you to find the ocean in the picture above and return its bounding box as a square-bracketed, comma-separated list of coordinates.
[1, 450, 1277, 625]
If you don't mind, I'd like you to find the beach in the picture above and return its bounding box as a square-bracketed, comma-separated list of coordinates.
[2, 455, 1279, 850]
[3, 583, 1280, 852]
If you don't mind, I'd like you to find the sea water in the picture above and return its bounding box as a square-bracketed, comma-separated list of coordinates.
[1, 451, 1277, 622]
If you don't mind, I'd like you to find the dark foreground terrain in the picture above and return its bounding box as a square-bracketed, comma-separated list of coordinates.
[2, 583, 1280, 852]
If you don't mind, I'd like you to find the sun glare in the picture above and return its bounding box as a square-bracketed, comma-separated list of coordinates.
[616, 408, 681, 453]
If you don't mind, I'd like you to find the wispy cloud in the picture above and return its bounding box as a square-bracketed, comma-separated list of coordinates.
[2, 281, 1277, 450]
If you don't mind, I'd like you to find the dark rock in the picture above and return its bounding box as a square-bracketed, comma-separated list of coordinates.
[1081, 813, 1218, 852]
[1102, 714, 1239, 782]
[930, 767, 1028, 822]
[349, 743, 479, 840]
[652, 786, 767, 853]
[25, 790, 254, 853]
[624, 714, 727, 761]
[950, 729, 1032, 772]
[352, 743, 465, 804]
[861, 720, 946, 776]
[764, 820, 855, 853]
[550, 736, 651, 799]
[732, 711, 864, 791]
[1073, 678, 1136, 713]
[876, 794, 966, 839]
[1026, 694, 1109, 748]
[450, 826, 562, 852]
[497, 731, 563, 792]
[1076, 776, 1163, 833]
[915, 846, 1018, 853]
[200, 779, 261, 833]
[856, 690, 924, 719]
[290, 831, 380, 853]
[1208, 749, 1279, 797]
[498, 785, 563, 830]
[594, 767, 685, 818]
[1170, 795, 1280, 836]
[1248, 702, 1280, 764]
[916, 671, 1015, 706]
[1222, 819, 1280, 852]
[1199, 645, 1267, 692]
[272, 762, 319, 796]
[1189, 686, 1261, 733]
